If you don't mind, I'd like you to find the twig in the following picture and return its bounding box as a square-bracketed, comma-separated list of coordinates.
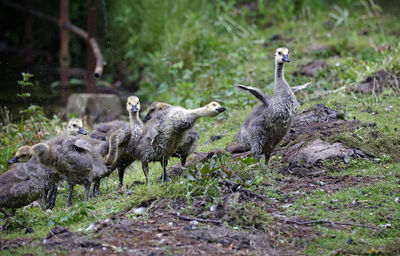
[284, 219, 378, 229]
[172, 211, 221, 224]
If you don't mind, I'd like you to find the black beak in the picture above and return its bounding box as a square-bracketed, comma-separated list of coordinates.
[78, 127, 87, 135]
[143, 114, 151, 123]
[131, 105, 138, 113]
[282, 55, 290, 62]
[8, 157, 18, 164]
[216, 107, 226, 113]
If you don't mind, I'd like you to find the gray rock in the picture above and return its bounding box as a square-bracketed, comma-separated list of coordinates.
[66, 93, 122, 122]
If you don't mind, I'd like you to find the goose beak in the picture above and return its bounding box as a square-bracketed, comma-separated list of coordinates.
[282, 55, 290, 62]
[216, 107, 226, 113]
[143, 114, 151, 123]
[8, 157, 18, 164]
[131, 105, 138, 113]
[78, 127, 87, 135]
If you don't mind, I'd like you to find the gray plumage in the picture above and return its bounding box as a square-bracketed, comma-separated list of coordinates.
[89, 96, 143, 189]
[237, 47, 298, 165]
[32, 135, 108, 206]
[0, 157, 60, 212]
[143, 102, 199, 167]
[173, 128, 199, 166]
[137, 102, 226, 182]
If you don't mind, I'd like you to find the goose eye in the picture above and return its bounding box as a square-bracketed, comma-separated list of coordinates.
[73, 124, 77, 127]
[278, 52, 282, 55]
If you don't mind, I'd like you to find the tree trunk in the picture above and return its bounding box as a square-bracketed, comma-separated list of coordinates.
[85, 0, 98, 93]
[59, 0, 70, 105]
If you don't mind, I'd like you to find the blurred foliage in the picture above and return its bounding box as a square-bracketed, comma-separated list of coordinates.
[0, 73, 63, 173]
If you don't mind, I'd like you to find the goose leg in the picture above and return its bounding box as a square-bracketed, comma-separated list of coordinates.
[47, 184, 58, 209]
[83, 182, 91, 201]
[251, 143, 262, 163]
[92, 180, 100, 197]
[161, 157, 168, 183]
[180, 157, 187, 167]
[41, 188, 49, 209]
[66, 183, 75, 207]
[142, 160, 149, 184]
[118, 167, 125, 188]
[264, 153, 271, 166]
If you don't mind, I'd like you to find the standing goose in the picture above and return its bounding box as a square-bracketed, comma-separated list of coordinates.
[143, 102, 199, 167]
[90, 96, 143, 190]
[137, 102, 226, 183]
[28, 135, 108, 206]
[237, 47, 298, 165]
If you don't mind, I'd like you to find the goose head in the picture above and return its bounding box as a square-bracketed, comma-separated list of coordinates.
[127, 96, 140, 114]
[8, 146, 34, 164]
[143, 102, 171, 122]
[32, 143, 50, 160]
[67, 118, 87, 135]
[201, 102, 226, 117]
[274, 47, 290, 64]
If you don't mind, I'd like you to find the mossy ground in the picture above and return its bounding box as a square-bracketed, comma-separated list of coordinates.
[1, 1, 400, 255]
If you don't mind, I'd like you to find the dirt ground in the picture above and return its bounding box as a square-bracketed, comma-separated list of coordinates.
[0, 172, 378, 255]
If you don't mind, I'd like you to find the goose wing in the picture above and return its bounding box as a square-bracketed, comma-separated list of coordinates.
[236, 84, 269, 105]
[73, 138, 94, 152]
[291, 82, 311, 93]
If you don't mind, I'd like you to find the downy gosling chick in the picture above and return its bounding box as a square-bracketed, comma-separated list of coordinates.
[28, 135, 108, 206]
[143, 102, 199, 167]
[90, 96, 143, 190]
[236, 47, 298, 165]
[1, 147, 58, 215]
[137, 102, 226, 183]
[7, 118, 88, 209]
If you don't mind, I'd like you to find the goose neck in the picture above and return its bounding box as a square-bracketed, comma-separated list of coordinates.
[129, 111, 141, 124]
[187, 107, 207, 119]
[274, 62, 290, 93]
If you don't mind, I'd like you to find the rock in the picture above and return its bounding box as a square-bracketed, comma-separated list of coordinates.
[66, 93, 122, 123]
[132, 207, 146, 215]
[284, 139, 359, 165]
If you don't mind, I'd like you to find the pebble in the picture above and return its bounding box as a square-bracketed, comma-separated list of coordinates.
[210, 205, 217, 212]
[86, 223, 95, 231]
[189, 220, 199, 226]
[133, 207, 146, 215]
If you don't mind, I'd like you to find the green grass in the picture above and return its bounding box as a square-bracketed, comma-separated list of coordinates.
[2, 1, 400, 255]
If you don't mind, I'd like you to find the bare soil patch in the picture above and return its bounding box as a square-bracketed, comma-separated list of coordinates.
[353, 70, 400, 94]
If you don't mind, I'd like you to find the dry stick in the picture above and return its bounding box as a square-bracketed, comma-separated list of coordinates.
[0, 0, 104, 78]
[284, 219, 378, 230]
[172, 211, 222, 224]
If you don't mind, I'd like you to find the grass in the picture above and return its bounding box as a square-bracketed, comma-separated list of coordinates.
[1, 1, 400, 255]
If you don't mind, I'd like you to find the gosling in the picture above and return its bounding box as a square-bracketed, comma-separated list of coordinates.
[237, 47, 298, 165]
[28, 135, 108, 206]
[137, 102, 226, 182]
[90, 96, 143, 190]
[143, 102, 199, 167]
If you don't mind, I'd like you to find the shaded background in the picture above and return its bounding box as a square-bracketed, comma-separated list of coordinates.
[0, 0, 399, 119]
